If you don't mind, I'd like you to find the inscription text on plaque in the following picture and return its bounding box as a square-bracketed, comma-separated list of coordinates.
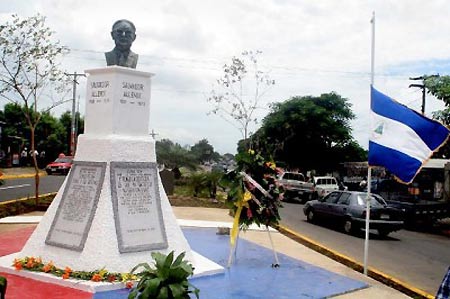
[45, 161, 106, 251]
[110, 162, 167, 253]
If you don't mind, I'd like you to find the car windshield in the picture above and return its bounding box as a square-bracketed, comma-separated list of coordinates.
[282, 173, 305, 181]
[54, 157, 72, 163]
[354, 193, 386, 207]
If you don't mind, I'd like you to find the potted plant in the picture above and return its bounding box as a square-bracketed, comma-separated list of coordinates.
[128, 251, 199, 299]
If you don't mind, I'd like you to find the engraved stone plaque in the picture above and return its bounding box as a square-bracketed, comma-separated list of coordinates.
[46, 161, 106, 251]
[110, 162, 167, 253]
[84, 67, 153, 136]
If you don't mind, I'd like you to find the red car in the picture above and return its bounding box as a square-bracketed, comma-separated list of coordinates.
[45, 155, 73, 175]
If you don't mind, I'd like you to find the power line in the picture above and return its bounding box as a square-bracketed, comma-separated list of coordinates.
[68, 48, 412, 79]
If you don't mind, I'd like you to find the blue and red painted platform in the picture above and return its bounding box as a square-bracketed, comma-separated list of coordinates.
[0, 225, 367, 298]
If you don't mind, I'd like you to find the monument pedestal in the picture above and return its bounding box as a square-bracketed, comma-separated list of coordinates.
[0, 66, 223, 292]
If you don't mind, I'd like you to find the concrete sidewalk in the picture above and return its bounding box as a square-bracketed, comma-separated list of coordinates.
[0, 207, 414, 298]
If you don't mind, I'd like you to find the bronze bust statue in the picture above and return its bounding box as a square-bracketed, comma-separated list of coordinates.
[105, 19, 138, 68]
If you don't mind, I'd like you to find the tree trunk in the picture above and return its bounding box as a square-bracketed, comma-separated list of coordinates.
[30, 127, 40, 206]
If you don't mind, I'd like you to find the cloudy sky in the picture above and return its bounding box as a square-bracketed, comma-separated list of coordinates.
[1, 1, 449, 154]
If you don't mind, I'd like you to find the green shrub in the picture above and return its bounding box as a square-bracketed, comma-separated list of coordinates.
[186, 172, 208, 197]
[128, 251, 199, 299]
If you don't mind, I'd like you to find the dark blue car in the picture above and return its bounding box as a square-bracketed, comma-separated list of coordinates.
[303, 190, 404, 237]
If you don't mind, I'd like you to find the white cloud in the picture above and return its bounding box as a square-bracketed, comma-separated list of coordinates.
[1, 1, 449, 155]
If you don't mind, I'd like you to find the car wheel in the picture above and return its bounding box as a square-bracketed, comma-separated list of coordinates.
[378, 229, 390, 238]
[344, 218, 354, 234]
[46, 170, 51, 175]
[306, 209, 315, 223]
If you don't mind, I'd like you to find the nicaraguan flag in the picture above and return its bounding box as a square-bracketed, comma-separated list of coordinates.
[368, 86, 450, 183]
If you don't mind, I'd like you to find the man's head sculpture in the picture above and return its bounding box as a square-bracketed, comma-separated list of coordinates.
[105, 19, 138, 68]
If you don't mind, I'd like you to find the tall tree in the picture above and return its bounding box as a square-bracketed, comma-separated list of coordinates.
[155, 139, 197, 170]
[424, 75, 450, 106]
[0, 14, 69, 203]
[207, 50, 275, 146]
[424, 75, 450, 157]
[256, 92, 365, 173]
[190, 139, 215, 164]
[0, 103, 28, 161]
[59, 110, 84, 155]
[35, 111, 66, 166]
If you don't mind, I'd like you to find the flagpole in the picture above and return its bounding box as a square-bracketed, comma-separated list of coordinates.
[364, 11, 375, 276]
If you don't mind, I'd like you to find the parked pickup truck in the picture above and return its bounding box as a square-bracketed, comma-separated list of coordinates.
[313, 176, 340, 197]
[277, 173, 340, 203]
[277, 172, 314, 203]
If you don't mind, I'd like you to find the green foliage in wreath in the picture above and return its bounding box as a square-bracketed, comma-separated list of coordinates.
[221, 150, 282, 227]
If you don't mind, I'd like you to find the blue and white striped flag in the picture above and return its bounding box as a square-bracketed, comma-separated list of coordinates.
[368, 86, 450, 183]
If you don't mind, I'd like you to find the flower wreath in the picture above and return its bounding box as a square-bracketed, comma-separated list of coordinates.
[221, 150, 282, 244]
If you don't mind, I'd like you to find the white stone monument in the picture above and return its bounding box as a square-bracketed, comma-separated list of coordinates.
[0, 66, 222, 292]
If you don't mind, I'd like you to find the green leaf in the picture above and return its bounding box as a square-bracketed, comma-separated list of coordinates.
[128, 288, 139, 299]
[168, 283, 186, 298]
[156, 286, 169, 299]
[168, 267, 188, 281]
[172, 252, 186, 268]
[151, 252, 166, 269]
[130, 262, 151, 274]
[163, 251, 174, 268]
[140, 278, 160, 298]
[146, 277, 161, 293]
[179, 263, 194, 276]
[189, 283, 200, 299]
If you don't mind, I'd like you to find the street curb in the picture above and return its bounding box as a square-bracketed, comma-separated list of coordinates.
[277, 224, 435, 299]
[0, 173, 47, 180]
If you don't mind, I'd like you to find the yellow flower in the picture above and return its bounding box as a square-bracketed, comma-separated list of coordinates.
[98, 269, 107, 279]
[265, 161, 276, 170]
[121, 273, 137, 282]
[243, 191, 252, 201]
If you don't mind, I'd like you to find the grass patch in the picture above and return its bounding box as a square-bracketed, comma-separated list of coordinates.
[169, 195, 227, 209]
[0, 195, 54, 218]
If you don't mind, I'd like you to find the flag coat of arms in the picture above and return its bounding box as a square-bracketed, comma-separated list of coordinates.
[368, 86, 450, 183]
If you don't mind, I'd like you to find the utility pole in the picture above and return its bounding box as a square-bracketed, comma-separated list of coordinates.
[409, 74, 439, 114]
[65, 72, 86, 156]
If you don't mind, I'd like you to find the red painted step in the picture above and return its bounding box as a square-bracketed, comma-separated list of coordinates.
[0, 226, 92, 299]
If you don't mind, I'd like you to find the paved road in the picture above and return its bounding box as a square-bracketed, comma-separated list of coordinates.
[0, 175, 66, 202]
[279, 202, 450, 295]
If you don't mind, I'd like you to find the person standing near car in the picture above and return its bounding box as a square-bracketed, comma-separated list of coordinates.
[359, 177, 367, 191]
[20, 148, 28, 166]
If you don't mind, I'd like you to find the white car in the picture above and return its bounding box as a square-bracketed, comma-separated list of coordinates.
[313, 176, 340, 197]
